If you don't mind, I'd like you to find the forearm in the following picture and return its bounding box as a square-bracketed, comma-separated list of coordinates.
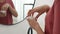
[35, 23, 44, 34]
[27, 16, 44, 34]
[34, 5, 49, 34]
[9, 5, 18, 17]
[37, 28, 44, 34]
[35, 5, 50, 19]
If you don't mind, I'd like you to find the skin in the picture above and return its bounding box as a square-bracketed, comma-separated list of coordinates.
[0, 0, 18, 17]
[27, 5, 50, 21]
[27, 5, 50, 34]
[27, 18, 44, 34]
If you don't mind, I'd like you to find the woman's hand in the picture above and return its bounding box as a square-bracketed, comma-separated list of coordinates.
[27, 8, 38, 21]
[27, 18, 40, 31]
[27, 18, 44, 34]
[27, 8, 38, 17]
[0, 3, 10, 17]
[27, 5, 50, 21]
[1, 3, 10, 11]
[1, 3, 18, 17]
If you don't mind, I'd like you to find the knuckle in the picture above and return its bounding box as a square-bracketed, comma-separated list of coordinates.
[29, 9, 32, 11]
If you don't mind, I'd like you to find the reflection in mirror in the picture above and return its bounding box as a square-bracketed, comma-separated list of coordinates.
[12, 0, 35, 25]
[0, 0, 35, 25]
[12, 0, 24, 24]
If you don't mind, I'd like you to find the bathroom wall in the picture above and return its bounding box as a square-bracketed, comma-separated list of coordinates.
[0, 0, 54, 34]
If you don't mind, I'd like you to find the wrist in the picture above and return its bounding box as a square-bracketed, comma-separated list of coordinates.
[37, 28, 44, 34]
[34, 24, 44, 34]
[34, 24, 41, 31]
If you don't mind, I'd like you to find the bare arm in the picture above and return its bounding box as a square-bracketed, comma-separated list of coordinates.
[9, 5, 18, 17]
[28, 5, 50, 20]
[1, 3, 18, 17]
[27, 5, 50, 34]
[27, 18, 44, 34]
[35, 5, 50, 20]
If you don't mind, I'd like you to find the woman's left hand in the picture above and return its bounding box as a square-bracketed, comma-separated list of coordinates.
[1, 3, 10, 10]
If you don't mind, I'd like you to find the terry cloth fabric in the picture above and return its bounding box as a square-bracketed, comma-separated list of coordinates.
[0, 0, 15, 25]
[45, 0, 60, 34]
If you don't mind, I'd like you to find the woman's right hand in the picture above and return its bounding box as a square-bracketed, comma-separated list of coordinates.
[27, 17, 44, 34]
[27, 18, 40, 31]
[27, 5, 50, 21]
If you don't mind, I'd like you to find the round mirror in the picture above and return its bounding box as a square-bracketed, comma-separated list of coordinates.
[0, 0, 35, 25]
[12, 0, 35, 25]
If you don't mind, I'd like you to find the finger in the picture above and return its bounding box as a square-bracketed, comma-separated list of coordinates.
[27, 9, 34, 16]
[27, 11, 31, 17]
[27, 18, 32, 22]
[32, 12, 35, 16]
[1, 3, 9, 10]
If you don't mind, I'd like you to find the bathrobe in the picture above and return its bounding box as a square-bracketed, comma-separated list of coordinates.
[0, 0, 15, 25]
[45, 0, 60, 34]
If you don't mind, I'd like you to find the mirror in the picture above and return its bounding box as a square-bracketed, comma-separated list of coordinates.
[12, 0, 35, 25]
[12, 0, 54, 25]
[0, 0, 35, 25]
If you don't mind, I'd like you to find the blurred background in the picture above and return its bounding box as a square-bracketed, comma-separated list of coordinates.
[0, 0, 54, 34]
